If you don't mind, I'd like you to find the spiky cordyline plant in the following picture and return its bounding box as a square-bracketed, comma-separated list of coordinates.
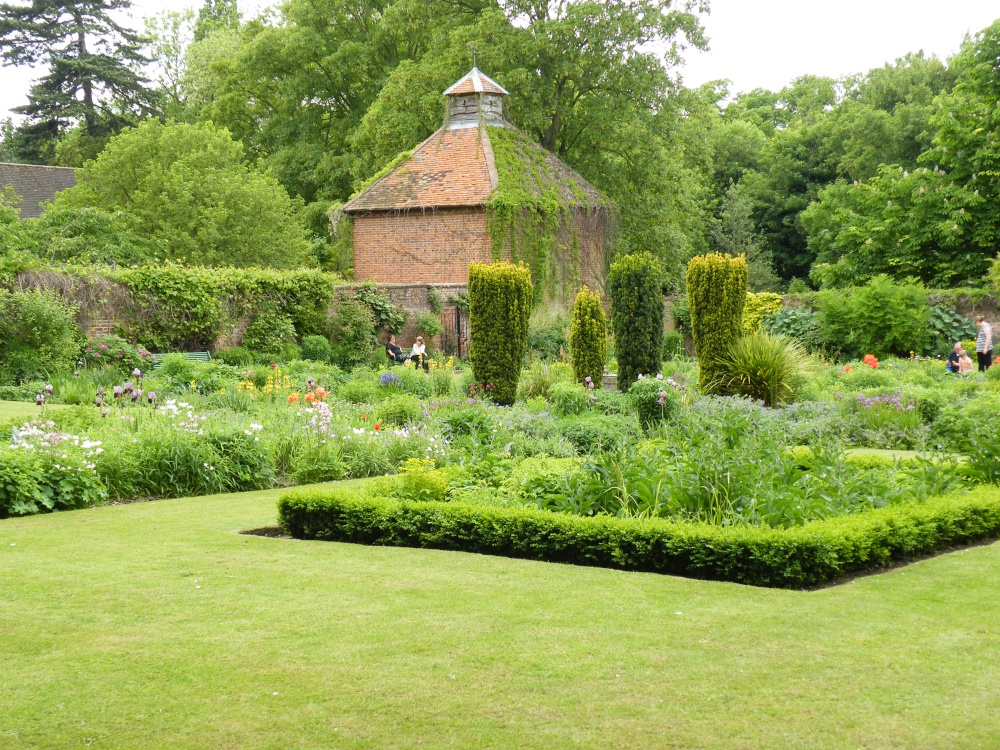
[715, 331, 810, 407]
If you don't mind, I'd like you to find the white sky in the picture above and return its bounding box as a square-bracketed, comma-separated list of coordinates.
[1, 0, 998, 122]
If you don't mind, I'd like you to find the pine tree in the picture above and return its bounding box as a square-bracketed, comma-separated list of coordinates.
[0, 0, 155, 163]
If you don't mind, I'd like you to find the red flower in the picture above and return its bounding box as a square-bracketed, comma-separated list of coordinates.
[373, 423, 381, 431]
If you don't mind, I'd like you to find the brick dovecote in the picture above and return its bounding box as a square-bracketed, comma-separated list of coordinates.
[353, 208, 493, 285]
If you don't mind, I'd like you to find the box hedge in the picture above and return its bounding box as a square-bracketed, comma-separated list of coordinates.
[277, 487, 1000, 589]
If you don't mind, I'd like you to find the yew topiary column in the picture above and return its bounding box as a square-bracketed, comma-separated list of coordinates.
[609, 252, 663, 391]
[468, 262, 533, 405]
[686, 252, 748, 394]
[570, 286, 607, 387]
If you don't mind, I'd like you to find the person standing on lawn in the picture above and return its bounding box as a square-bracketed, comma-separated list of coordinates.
[975, 315, 993, 372]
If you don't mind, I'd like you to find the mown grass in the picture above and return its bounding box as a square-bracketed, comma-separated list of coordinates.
[0, 399, 67, 423]
[1, 484, 998, 749]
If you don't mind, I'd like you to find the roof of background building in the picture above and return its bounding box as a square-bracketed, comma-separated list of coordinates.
[0, 163, 76, 219]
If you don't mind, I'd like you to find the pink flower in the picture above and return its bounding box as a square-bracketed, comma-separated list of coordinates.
[99, 344, 108, 350]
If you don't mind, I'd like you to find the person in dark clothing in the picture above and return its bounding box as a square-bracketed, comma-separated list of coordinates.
[946, 342, 962, 373]
[385, 335, 407, 364]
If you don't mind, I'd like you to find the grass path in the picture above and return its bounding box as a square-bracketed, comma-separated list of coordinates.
[1, 485, 998, 749]
[0, 399, 68, 423]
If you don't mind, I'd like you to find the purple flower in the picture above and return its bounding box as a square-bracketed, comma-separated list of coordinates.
[123, 382, 133, 393]
[132, 368, 142, 379]
[97, 387, 105, 396]
[147, 391, 156, 404]
[113, 386, 123, 398]
[44, 384, 53, 395]
[94, 396, 103, 407]
[35, 394, 44, 406]
[101, 408, 110, 418]
[132, 388, 142, 403]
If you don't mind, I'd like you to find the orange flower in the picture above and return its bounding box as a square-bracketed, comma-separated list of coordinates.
[315, 387, 327, 399]
[863, 354, 879, 369]
[304, 392, 315, 403]
[361, 414, 367, 421]
[287, 393, 299, 403]
[843, 364, 852, 373]
[373, 423, 381, 431]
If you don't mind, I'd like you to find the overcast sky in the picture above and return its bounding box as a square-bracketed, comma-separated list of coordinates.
[1, 0, 998, 122]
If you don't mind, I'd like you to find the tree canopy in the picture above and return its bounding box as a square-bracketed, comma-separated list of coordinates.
[50, 119, 310, 268]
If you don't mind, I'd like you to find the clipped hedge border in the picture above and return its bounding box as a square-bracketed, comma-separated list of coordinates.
[276, 488, 1000, 589]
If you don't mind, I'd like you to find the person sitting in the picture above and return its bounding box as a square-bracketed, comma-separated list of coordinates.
[385, 335, 407, 365]
[410, 336, 429, 372]
[946, 342, 962, 373]
[959, 347, 974, 374]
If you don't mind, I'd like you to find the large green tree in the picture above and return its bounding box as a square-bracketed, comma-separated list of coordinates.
[50, 119, 310, 268]
[188, 0, 710, 280]
[801, 25, 998, 288]
[0, 0, 155, 163]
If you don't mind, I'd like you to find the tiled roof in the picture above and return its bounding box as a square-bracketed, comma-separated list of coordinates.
[343, 126, 608, 214]
[443, 68, 509, 97]
[343, 128, 495, 213]
[0, 163, 76, 219]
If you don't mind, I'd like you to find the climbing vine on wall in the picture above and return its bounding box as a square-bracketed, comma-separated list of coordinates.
[485, 127, 609, 303]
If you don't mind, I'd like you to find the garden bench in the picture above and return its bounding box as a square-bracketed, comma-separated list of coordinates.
[149, 351, 212, 369]
[386, 347, 413, 365]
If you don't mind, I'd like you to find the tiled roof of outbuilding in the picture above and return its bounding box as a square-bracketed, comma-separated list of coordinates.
[0, 163, 76, 218]
[343, 128, 495, 213]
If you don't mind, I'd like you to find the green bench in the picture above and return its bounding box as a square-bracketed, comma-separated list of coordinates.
[149, 351, 212, 370]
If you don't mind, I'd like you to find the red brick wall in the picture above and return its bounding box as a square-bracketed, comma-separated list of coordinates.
[352, 208, 494, 285]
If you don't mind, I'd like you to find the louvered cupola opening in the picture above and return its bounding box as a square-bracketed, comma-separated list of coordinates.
[442, 67, 509, 130]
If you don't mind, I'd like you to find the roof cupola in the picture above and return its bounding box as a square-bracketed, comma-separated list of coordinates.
[443, 67, 508, 130]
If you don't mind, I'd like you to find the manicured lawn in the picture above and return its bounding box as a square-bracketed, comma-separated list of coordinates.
[1, 486, 998, 749]
[0, 399, 67, 422]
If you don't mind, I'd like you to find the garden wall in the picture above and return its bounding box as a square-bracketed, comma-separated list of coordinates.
[335, 282, 470, 356]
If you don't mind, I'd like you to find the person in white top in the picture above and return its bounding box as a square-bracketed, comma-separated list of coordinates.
[410, 336, 429, 371]
[975, 315, 993, 372]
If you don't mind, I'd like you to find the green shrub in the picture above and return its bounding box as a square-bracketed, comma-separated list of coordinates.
[527, 312, 569, 361]
[743, 292, 784, 334]
[290, 439, 346, 484]
[301, 335, 333, 363]
[762, 306, 823, 352]
[242, 309, 297, 360]
[468, 262, 533, 406]
[669, 295, 691, 334]
[548, 381, 591, 416]
[374, 394, 424, 426]
[0, 446, 106, 518]
[398, 458, 449, 502]
[517, 360, 575, 400]
[414, 312, 444, 340]
[816, 275, 930, 359]
[716, 332, 809, 407]
[354, 282, 408, 335]
[277, 487, 1000, 588]
[339, 379, 381, 404]
[501, 456, 581, 506]
[213, 347, 254, 366]
[83, 334, 155, 374]
[556, 414, 639, 453]
[687, 253, 748, 394]
[0, 288, 80, 383]
[609, 253, 663, 391]
[430, 369, 453, 396]
[569, 286, 606, 386]
[331, 298, 377, 371]
[662, 331, 684, 361]
[629, 377, 682, 430]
